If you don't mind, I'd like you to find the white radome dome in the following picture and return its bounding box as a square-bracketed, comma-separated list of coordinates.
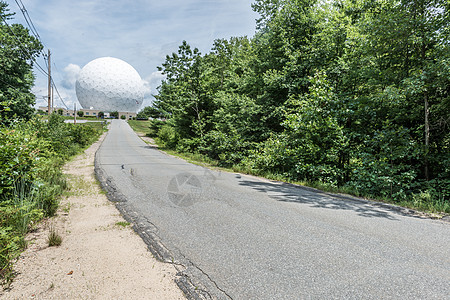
[76, 57, 144, 112]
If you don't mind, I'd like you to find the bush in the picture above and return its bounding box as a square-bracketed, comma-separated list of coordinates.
[148, 119, 165, 137]
[158, 124, 179, 148]
[201, 130, 247, 166]
[0, 116, 103, 284]
[0, 124, 39, 200]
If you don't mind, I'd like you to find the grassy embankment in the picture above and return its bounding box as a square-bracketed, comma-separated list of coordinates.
[128, 120, 449, 215]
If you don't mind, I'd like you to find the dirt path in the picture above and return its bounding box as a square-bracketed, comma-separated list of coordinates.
[1, 133, 185, 299]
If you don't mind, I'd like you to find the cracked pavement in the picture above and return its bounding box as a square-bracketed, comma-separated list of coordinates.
[95, 120, 450, 299]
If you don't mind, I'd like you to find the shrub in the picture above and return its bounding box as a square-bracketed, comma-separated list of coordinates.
[158, 124, 179, 148]
[0, 124, 39, 200]
[0, 115, 103, 284]
[47, 226, 62, 247]
[148, 119, 165, 137]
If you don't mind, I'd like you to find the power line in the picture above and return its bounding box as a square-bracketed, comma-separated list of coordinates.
[53, 62, 66, 84]
[1, 14, 37, 59]
[0, 14, 48, 76]
[2, 3, 69, 111]
[14, 0, 39, 41]
[51, 77, 68, 109]
[12, 1, 70, 111]
[13, 0, 48, 67]
[16, 0, 40, 40]
[51, 62, 73, 110]
[4, 1, 50, 80]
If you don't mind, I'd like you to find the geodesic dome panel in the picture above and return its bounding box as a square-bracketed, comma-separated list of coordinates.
[75, 57, 144, 112]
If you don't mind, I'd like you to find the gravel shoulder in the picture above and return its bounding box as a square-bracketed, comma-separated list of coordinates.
[1, 132, 185, 299]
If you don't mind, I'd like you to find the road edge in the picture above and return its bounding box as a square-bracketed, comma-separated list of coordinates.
[93, 127, 224, 300]
[134, 130, 449, 224]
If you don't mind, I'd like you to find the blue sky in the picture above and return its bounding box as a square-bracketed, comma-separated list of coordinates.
[6, 0, 258, 109]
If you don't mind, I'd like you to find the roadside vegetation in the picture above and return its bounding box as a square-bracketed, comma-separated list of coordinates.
[0, 114, 105, 285]
[128, 120, 151, 135]
[0, 2, 105, 285]
[137, 0, 449, 214]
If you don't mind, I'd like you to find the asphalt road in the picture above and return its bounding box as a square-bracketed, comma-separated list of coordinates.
[96, 120, 450, 299]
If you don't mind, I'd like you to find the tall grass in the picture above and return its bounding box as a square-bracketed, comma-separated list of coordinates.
[0, 115, 105, 285]
[0, 178, 42, 285]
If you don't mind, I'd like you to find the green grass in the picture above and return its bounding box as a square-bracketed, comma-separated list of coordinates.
[115, 221, 130, 228]
[39, 114, 110, 122]
[128, 120, 151, 135]
[47, 227, 62, 247]
[62, 202, 71, 214]
[64, 174, 97, 197]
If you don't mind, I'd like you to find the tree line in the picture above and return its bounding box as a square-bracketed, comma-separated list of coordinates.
[145, 0, 449, 211]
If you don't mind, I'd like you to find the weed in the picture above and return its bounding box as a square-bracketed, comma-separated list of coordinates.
[47, 226, 62, 247]
[65, 175, 94, 196]
[62, 202, 71, 214]
[115, 221, 130, 228]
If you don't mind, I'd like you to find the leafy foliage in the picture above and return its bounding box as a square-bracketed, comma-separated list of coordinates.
[0, 2, 105, 284]
[0, 115, 104, 284]
[0, 2, 42, 124]
[143, 0, 449, 213]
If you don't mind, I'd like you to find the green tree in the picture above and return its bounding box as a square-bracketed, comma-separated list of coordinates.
[150, 0, 449, 205]
[77, 110, 84, 117]
[0, 2, 43, 123]
[155, 41, 211, 150]
[136, 106, 162, 119]
[352, 0, 450, 184]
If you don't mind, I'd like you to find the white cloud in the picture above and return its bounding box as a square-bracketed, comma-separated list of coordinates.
[33, 82, 77, 110]
[146, 71, 166, 93]
[140, 71, 167, 109]
[142, 79, 151, 96]
[18, 0, 258, 111]
[61, 63, 81, 89]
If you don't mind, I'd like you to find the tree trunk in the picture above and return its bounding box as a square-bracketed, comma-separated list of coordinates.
[424, 90, 430, 181]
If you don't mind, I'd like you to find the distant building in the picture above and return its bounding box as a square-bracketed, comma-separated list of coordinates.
[37, 106, 136, 119]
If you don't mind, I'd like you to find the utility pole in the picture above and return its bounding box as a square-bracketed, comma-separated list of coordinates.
[51, 83, 54, 113]
[74, 103, 76, 124]
[47, 49, 51, 115]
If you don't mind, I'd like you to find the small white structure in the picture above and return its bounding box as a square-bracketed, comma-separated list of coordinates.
[76, 57, 144, 113]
